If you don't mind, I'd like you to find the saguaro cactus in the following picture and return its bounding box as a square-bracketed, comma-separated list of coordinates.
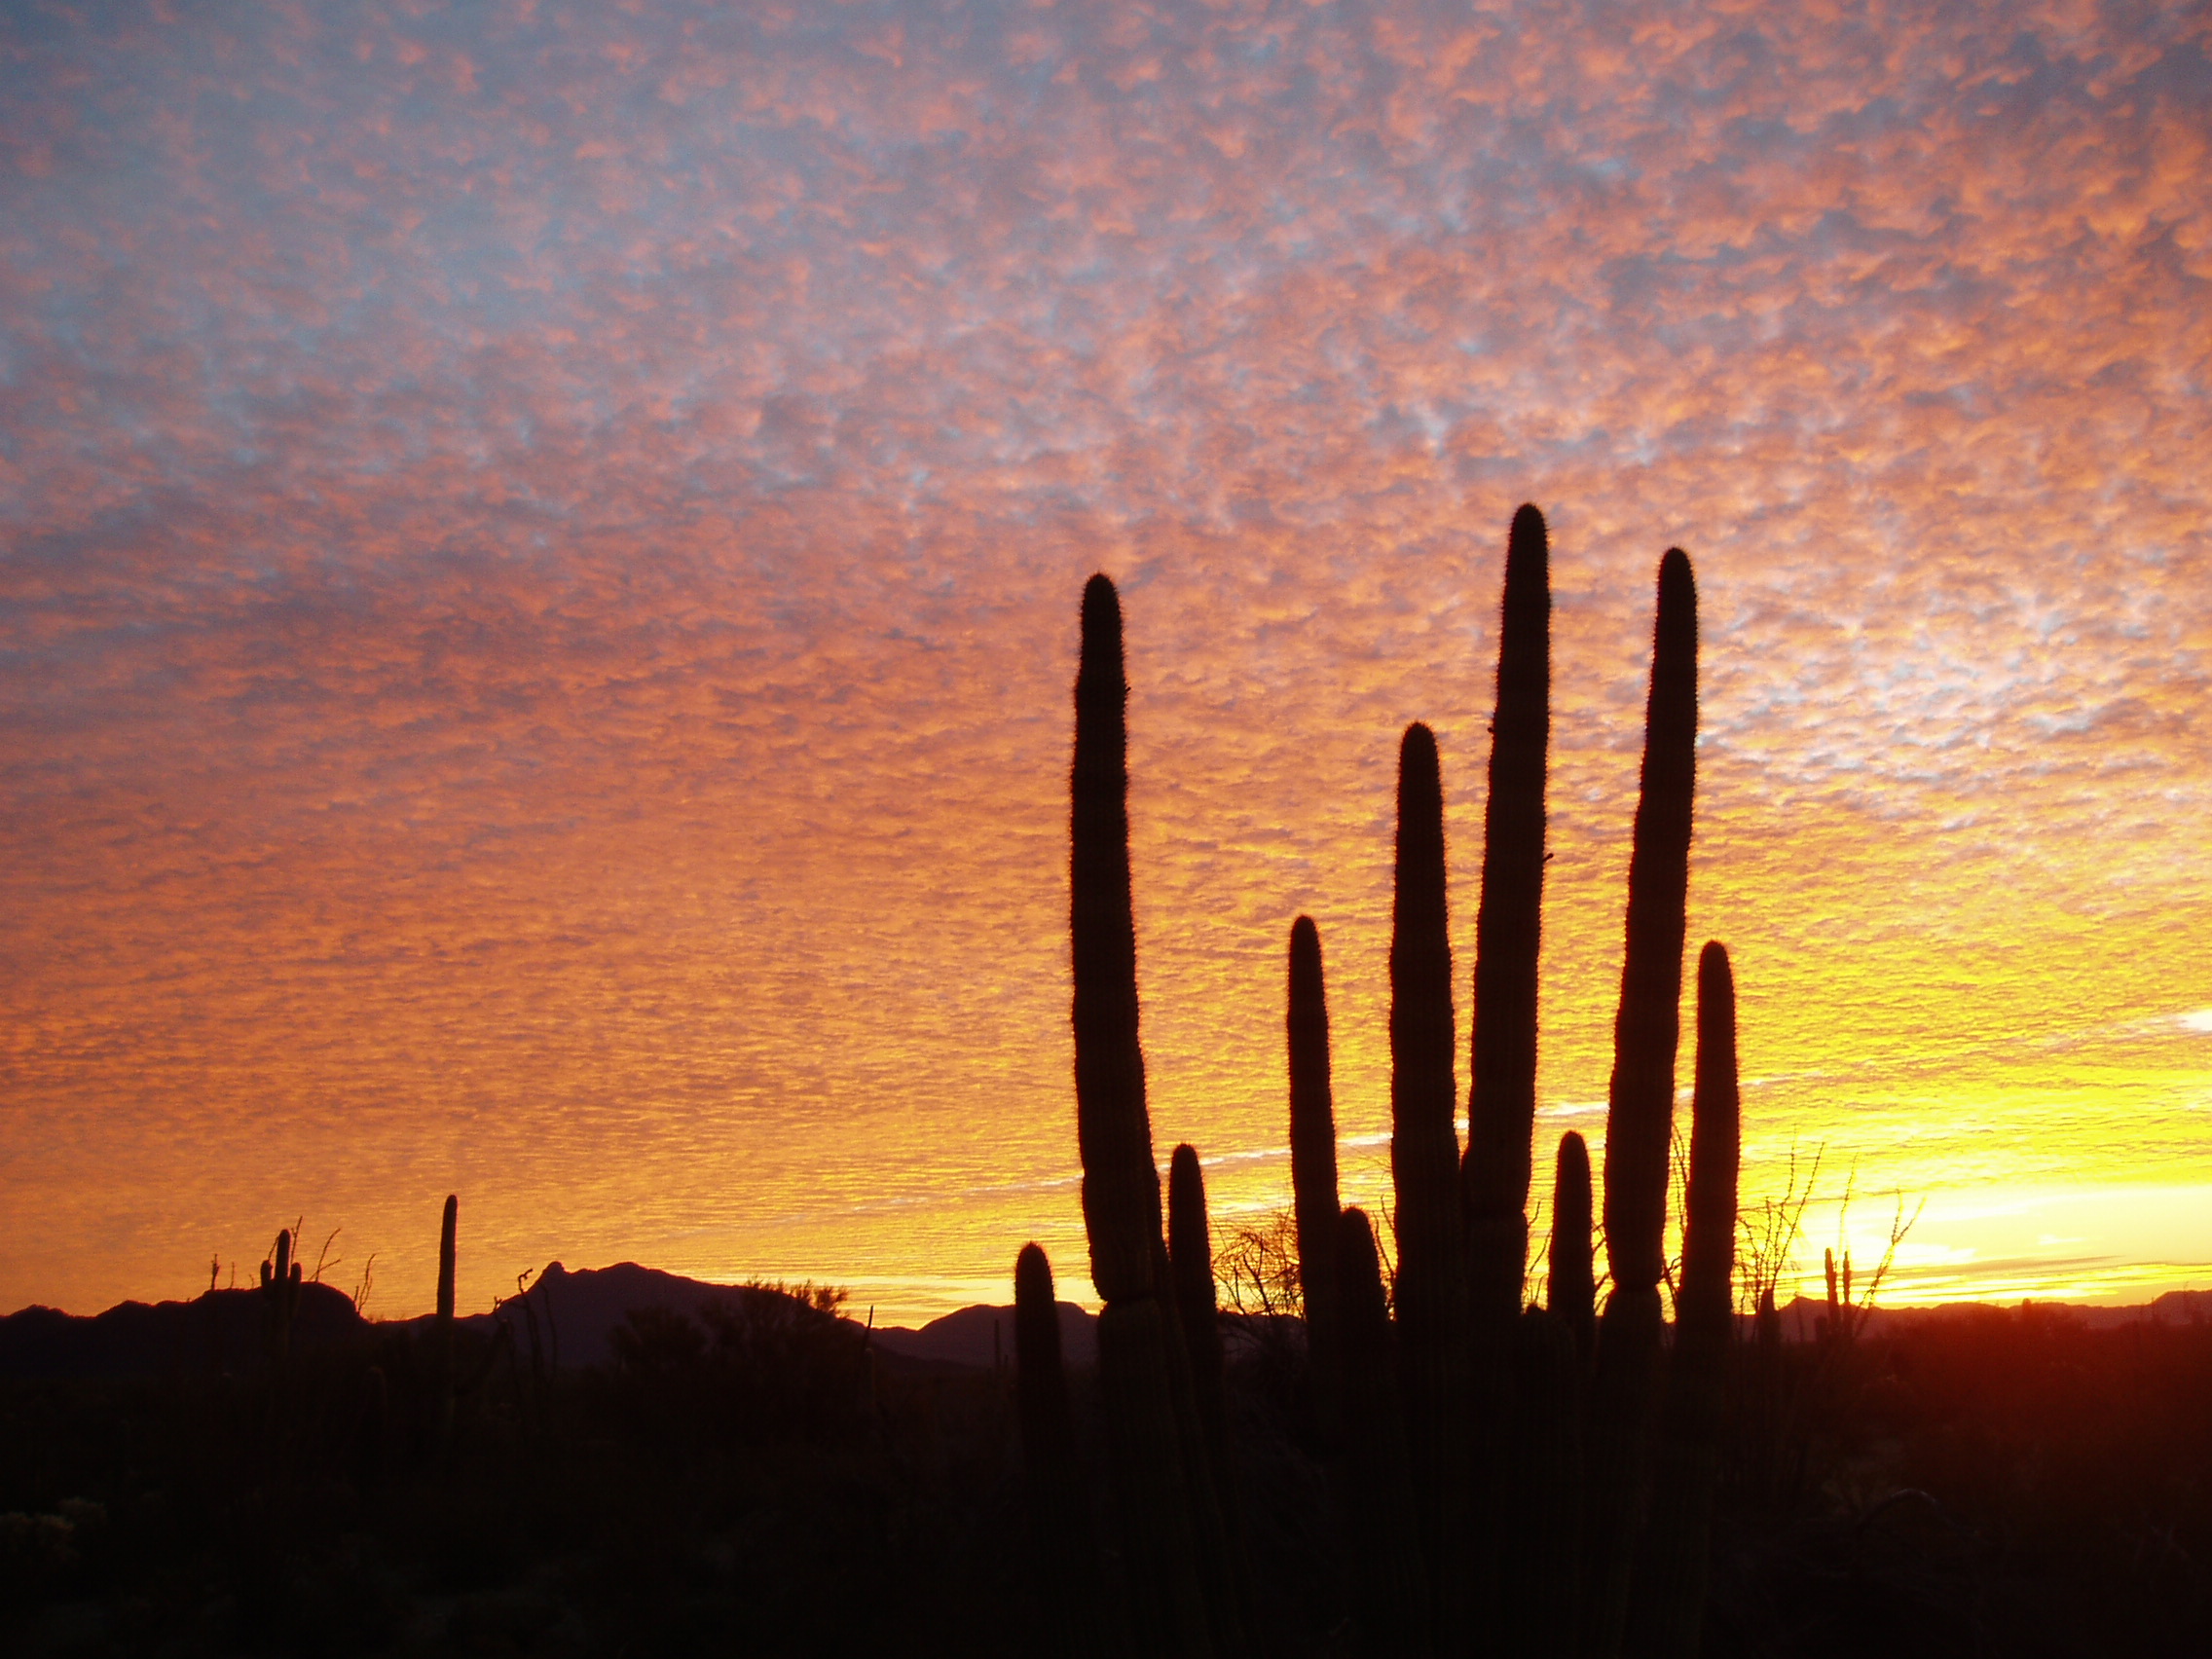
[1387, 721, 1469, 1627]
[1070, 573, 1215, 1659]
[1585, 546, 1699, 1659]
[1286, 914, 1344, 1433]
[1629, 940, 1743, 1658]
[1463, 501, 1554, 1331]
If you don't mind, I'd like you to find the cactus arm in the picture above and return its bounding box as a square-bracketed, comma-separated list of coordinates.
[1629, 940, 1743, 1657]
[1585, 547, 1699, 1659]
[1548, 1129, 1598, 1366]
[1387, 721, 1471, 1631]
[1286, 915, 1345, 1436]
[1464, 502, 1554, 1329]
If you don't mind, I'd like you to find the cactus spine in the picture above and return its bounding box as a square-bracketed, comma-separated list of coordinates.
[1586, 546, 1699, 1658]
[1070, 573, 1215, 1659]
[1629, 940, 1742, 1657]
[1287, 915, 1345, 1438]
[1387, 721, 1470, 1628]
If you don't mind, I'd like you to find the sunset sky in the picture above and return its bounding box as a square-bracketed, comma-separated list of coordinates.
[3, 0, 2207, 1326]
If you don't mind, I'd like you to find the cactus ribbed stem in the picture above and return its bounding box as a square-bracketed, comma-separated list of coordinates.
[1070, 573, 1213, 1658]
[1335, 1207, 1433, 1659]
[1629, 941, 1743, 1658]
[1464, 502, 1553, 1331]
[1387, 721, 1469, 1628]
[1586, 546, 1698, 1659]
[436, 1194, 458, 1449]
[1548, 1130, 1597, 1367]
[1600, 547, 1699, 1299]
[1073, 573, 1163, 1307]
[1286, 915, 1344, 1435]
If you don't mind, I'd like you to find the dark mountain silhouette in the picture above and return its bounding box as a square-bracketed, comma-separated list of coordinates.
[6, 1270, 2195, 1381]
[872, 1299, 1098, 1370]
[1767, 1286, 2212, 1337]
[0, 1281, 363, 1380]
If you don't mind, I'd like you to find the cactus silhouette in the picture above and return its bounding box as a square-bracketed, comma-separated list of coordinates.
[260, 1226, 301, 1373]
[1387, 720, 1469, 1630]
[1070, 573, 1216, 1659]
[1169, 1144, 1232, 1504]
[1464, 501, 1553, 1331]
[1549, 1129, 1597, 1366]
[1287, 915, 1344, 1438]
[436, 1194, 458, 1451]
[1015, 1242, 1114, 1654]
[1586, 546, 1699, 1659]
[1629, 940, 1743, 1657]
[1335, 1206, 1434, 1658]
[1073, 573, 1165, 1308]
[1459, 504, 1554, 1635]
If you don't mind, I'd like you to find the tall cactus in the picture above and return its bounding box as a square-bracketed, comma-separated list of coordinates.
[1286, 914, 1344, 1436]
[1463, 502, 1553, 1330]
[1387, 722, 1469, 1628]
[1074, 573, 1165, 1308]
[1335, 1207, 1433, 1659]
[1629, 940, 1743, 1657]
[1548, 1129, 1597, 1366]
[1071, 573, 1215, 1659]
[1585, 546, 1699, 1659]
[1460, 503, 1554, 1641]
[436, 1194, 458, 1451]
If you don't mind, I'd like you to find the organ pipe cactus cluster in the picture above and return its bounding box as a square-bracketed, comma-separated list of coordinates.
[1017, 523, 1745, 1656]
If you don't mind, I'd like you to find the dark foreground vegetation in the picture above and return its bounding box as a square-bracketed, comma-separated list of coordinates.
[2, 1284, 2208, 1656]
[10, 509, 2206, 1656]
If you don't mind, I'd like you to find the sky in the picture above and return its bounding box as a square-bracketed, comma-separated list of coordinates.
[2, 0, 2207, 1326]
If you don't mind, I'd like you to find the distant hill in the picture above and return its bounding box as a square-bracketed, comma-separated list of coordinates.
[870, 1300, 1098, 1371]
[1768, 1286, 2212, 1336]
[0, 1281, 364, 1381]
[6, 1272, 2202, 1381]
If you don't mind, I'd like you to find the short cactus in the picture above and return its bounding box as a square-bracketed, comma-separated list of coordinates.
[1548, 1129, 1597, 1366]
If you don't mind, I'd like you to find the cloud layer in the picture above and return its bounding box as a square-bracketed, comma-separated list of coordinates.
[2, 0, 2207, 1318]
